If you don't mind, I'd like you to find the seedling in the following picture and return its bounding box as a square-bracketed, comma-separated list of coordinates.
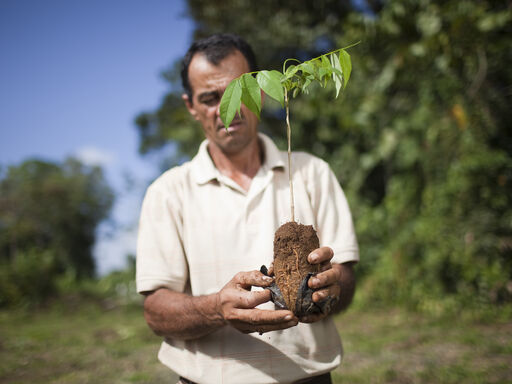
[220, 44, 357, 316]
[219, 44, 357, 222]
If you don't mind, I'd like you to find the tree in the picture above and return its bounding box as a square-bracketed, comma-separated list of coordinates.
[334, 0, 512, 309]
[135, 0, 512, 309]
[135, 0, 364, 164]
[0, 158, 114, 306]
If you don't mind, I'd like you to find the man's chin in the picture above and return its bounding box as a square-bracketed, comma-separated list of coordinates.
[209, 129, 256, 155]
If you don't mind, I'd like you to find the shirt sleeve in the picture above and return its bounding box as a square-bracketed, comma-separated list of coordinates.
[136, 177, 188, 294]
[301, 154, 359, 265]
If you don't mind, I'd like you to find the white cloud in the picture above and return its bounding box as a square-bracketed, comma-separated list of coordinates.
[75, 146, 116, 167]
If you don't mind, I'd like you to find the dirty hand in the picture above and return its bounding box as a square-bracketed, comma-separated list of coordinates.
[217, 270, 298, 334]
[300, 247, 341, 323]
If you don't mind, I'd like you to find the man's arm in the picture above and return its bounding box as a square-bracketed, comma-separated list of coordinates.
[299, 247, 356, 323]
[143, 270, 299, 340]
[143, 289, 225, 340]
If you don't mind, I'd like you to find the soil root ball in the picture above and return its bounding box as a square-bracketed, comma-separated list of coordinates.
[268, 221, 327, 316]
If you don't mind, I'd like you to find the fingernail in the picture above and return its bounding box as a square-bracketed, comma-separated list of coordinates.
[284, 314, 292, 321]
[262, 276, 273, 282]
[309, 253, 318, 263]
[311, 278, 320, 286]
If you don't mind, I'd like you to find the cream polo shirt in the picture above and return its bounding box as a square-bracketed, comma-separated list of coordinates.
[136, 133, 359, 384]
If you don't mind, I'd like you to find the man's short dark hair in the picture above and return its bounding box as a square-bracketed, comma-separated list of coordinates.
[181, 33, 258, 101]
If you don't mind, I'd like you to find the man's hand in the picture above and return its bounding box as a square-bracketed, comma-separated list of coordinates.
[299, 247, 355, 323]
[218, 270, 298, 334]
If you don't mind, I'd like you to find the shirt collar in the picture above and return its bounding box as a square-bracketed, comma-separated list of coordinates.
[190, 133, 285, 185]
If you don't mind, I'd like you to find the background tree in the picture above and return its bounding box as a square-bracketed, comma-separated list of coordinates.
[0, 158, 114, 306]
[135, 0, 512, 310]
[135, 0, 362, 163]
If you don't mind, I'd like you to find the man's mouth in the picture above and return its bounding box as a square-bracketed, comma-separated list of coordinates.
[218, 120, 243, 131]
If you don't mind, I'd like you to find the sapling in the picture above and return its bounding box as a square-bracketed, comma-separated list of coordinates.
[220, 44, 355, 221]
[219, 44, 356, 316]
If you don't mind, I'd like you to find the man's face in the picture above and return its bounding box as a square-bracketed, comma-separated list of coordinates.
[183, 50, 260, 155]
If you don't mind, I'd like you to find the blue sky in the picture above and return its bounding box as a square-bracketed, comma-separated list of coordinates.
[0, 0, 194, 274]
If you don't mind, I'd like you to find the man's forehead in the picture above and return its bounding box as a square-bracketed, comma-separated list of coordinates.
[188, 51, 250, 91]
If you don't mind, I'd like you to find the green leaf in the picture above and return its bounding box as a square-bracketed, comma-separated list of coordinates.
[301, 77, 312, 93]
[322, 60, 333, 88]
[321, 54, 331, 69]
[257, 70, 285, 107]
[313, 60, 326, 82]
[219, 79, 242, 129]
[330, 53, 343, 97]
[318, 66, 330, 84]
[284, 64, 299, 80]
[240, 73, 261, 119]
[339, 49, 352, 88]
[299, 62, 315, 77]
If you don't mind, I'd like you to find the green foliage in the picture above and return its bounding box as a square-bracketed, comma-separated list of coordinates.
[219, 47, 355, 128]
[257, 70, 284, 106]
[0, 248, 59, 307]
[135, 0, 512, 311]
[332, 0, 512, 310]
[0, 158, 114, 307]
[240, 73, 262, 117]
[219, 78, 243, 128]
[56, 255, 140, 306]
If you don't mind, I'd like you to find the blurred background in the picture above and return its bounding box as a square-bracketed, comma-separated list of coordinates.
[1, 0, 511, 383]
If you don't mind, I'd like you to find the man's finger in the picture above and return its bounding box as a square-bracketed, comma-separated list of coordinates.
[320, 262, 332, 272]
[308, 247, 334, 264]
[229, 308, 296, 325]
[267, 262, 274, 276]
[236, 288, 272, 308]
[312, 284, 341, 303]
[308, 267, 340, 289]
[236, 270, 274, 288]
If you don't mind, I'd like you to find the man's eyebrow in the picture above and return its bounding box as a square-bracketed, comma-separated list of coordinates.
[197, 91, 220, 101]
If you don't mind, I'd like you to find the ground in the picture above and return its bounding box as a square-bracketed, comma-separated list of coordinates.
[332, 307, 511, 383]
[1, 300, 510, 383]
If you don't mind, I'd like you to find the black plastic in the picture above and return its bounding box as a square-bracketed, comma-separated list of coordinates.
[260, 265, 336, 317]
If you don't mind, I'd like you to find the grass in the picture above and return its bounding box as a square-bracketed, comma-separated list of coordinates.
[333, 307, 512, 383]
[0, 298, 175, 384]
[1, 298, 510, 383]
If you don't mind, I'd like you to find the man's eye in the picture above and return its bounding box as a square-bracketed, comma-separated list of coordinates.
[201, 97, 219, 106]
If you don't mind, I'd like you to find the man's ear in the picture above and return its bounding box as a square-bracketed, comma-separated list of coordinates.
[182, 93, 198, 120]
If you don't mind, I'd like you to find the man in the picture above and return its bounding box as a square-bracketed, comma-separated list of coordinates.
[136, 34, 359, 384]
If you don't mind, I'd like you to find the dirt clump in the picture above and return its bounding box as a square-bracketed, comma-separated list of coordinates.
[273, 221, 321, 314]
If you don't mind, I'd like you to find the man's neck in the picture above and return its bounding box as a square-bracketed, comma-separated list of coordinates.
[207, 139, 262, 192]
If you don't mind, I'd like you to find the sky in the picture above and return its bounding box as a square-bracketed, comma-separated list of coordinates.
[0, 0, 194, 274]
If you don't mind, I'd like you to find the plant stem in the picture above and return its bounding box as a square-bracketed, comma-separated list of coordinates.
[285, 90, 295, 222]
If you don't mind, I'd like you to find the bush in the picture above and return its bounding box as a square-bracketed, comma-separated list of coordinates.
[0, 248, 59, 307]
